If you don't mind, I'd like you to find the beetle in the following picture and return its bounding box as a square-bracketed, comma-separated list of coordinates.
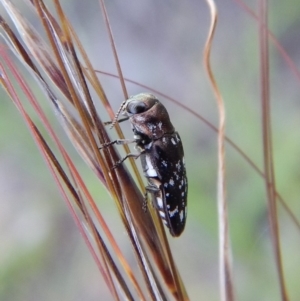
[107, 93, 188, 237]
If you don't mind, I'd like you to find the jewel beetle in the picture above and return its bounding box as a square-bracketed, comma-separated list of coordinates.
[108, 93, 188, 237]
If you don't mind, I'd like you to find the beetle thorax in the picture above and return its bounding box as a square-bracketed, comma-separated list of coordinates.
[130, 102, 174, 140]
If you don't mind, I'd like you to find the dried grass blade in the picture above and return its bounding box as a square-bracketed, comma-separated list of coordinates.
[0, 15, 106, 183]
[0, 60, 121, 297]
[1, 0, 73, 99]
[0, 28, 145, 296]
[258, 2, 289, 300]
[2, 63, 147, 301]
[203, 1, 234, 300]
[98, 0, 128, 100]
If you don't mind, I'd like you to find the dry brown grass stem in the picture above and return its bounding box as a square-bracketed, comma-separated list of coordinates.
[203, 0, 235, 300]
[258, 1, 289, 300]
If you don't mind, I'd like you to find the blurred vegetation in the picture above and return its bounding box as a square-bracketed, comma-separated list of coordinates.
[1, 0, 300, 300]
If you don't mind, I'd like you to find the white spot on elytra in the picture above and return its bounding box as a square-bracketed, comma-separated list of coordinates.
[179, 210, 184, 221]
[164, 182, 168, 188]
[176, 160, 182, 171]
[161, 160, 168, 167]
[158, 122, 162, 130]
[169, 206, 178, 217]
[169, 178, 174, 186]
[157, 197, 163, 208]
[145, 155, 157, 177]
[181, 192, 185, 197]
[166, 193, 170, 197]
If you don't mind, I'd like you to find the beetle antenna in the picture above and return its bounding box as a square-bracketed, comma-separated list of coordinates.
[104, 117, 129, 126]
[109, 99, 126, 129]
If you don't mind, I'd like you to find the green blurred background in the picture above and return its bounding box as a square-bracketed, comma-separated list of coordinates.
[1, 1, 300, 300]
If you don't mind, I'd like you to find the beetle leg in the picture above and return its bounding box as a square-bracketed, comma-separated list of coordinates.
[142, 191, 148, 212]
[144, 185, 160, 208]
[113, 151, 143, 169]
[99, 138, 137, 149]
[145, 185, 160, 193]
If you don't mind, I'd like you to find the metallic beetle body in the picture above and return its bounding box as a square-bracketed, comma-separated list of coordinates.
[120, 93, 188, 237]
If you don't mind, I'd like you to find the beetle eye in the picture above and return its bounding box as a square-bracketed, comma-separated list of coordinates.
[127, 101, 148, 114]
